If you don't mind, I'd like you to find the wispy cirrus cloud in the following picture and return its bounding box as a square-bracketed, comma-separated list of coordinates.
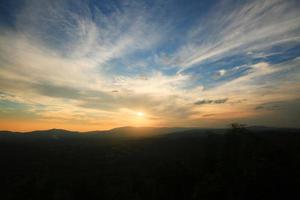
[172, 0, 300, 69]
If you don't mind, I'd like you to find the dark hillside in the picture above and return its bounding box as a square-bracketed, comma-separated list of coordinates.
[0, 127, 299, 200]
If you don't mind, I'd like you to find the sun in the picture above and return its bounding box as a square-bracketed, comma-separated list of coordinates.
[136, 112, 144, 117]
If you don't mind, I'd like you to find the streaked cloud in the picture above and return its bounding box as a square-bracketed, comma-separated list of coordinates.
[195, 98, 228, 105]
[174, 0, 300, 69]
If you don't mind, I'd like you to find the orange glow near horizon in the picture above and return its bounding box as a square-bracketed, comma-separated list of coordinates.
[0, 110, 154, 132]
[0, 119, 119, 132]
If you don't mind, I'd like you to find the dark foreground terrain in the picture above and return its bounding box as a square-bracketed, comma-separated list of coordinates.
[0, 126, 299, 200]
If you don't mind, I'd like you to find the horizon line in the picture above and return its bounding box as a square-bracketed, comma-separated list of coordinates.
[1, 125, 299, 133]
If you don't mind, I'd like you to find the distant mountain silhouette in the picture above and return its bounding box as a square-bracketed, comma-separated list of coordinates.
[0, 127, 194, 140]
[1, 126, 299, 140]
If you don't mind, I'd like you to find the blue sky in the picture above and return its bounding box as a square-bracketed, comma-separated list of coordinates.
[0, 0, 300, 131]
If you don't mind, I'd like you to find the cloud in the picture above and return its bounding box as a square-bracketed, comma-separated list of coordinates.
[15, 0, 165, 60]
[34, 83, 81, 100]
[111, 72, 190, 96]
[217, 69, 226, 77]
[255, 105, 280, 111]
[194, 98, 228, 105]
[172, 0, 300, 69]
[213, 69, 227, 79]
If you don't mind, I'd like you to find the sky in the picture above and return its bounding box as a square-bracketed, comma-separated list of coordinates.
[0, 0, 300, 131]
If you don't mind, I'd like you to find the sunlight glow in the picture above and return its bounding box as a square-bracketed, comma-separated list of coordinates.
[136, 112, 145, 117]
